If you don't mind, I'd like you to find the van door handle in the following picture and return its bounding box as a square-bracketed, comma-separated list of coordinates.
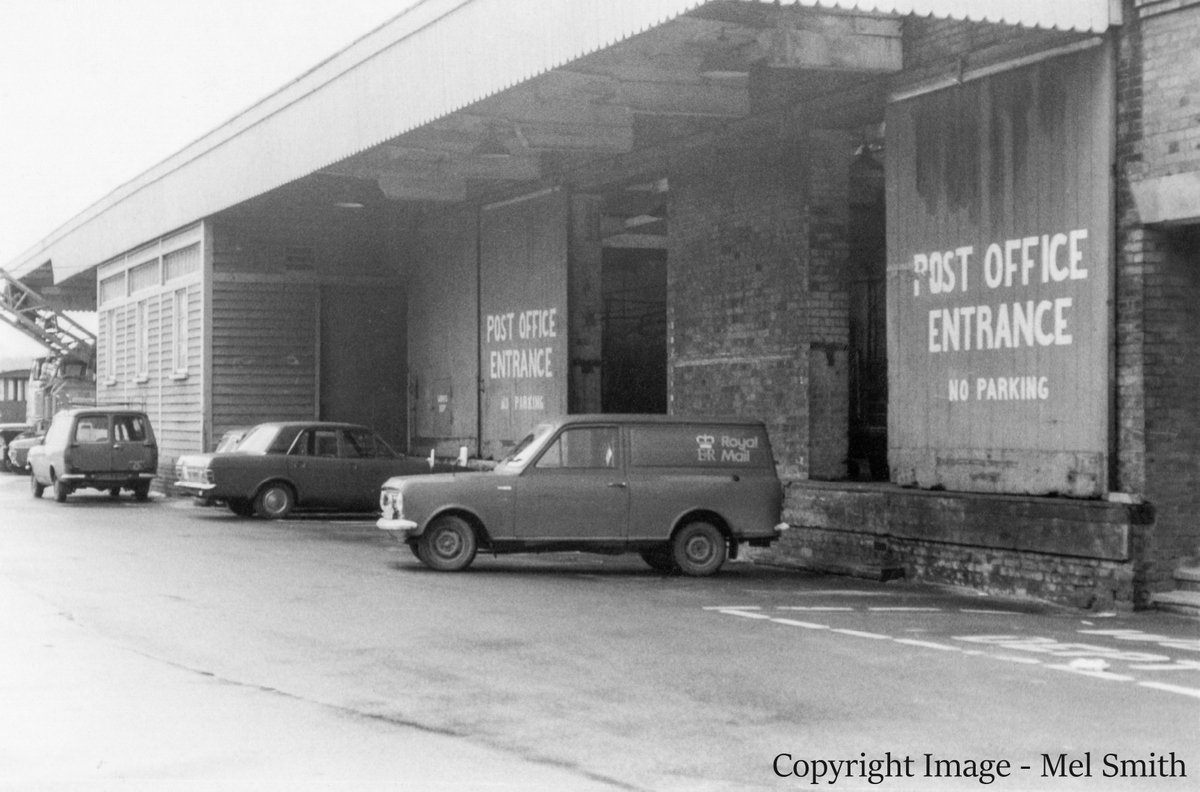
[607, 481, 627, 488]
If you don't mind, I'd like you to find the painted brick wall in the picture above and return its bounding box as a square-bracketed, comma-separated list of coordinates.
[666, 126, 850, 480]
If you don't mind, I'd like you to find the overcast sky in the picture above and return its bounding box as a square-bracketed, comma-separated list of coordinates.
[0, 0, 416, 364]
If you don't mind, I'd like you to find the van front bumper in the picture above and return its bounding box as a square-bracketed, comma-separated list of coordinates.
[376, 517, 419, 535]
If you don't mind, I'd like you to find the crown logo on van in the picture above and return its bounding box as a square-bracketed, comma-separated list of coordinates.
[696, 434, 715, 450]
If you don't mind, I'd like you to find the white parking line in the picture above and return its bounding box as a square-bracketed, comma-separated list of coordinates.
[1045, 664, 1135, 682]
[987, 654, 1044, 665]
[705, 609, 1200, 700]
[771, 618, 830, 630]
[776, 606, 854, 612]
[702, 606, 761, 611]
[868, 607, 942, 612]
[960, 609, 1019, 615]
[894, 638, 960, 651]
[1139, 681, 1200, 699]
[832, 628, 890, 640]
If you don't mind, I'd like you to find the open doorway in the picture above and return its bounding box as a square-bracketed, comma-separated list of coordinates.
[600, 247, 667, 414]
[847, 136, 888, 480]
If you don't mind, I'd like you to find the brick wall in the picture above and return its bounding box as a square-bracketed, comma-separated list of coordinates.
[666, 126, 850, 480]
[1117, 1, 1200, 591]
[752, 482, 1150, 610]
[1132, 0, 1200, 180]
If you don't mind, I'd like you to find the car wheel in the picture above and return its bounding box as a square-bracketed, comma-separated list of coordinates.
[671, 521, 726, 577]
[30, 474, 44, 499]
[639, 547, 678, 573]
[53, 477, 70, 503]
[254, 483, 295, 520]
[133, 482, 151, 502]
[408, 542, 421, 559]
[417, 515, 477, 572]
[109, 487, 121, 498]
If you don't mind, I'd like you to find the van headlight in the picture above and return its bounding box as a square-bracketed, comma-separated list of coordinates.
[379, 488, 402, 519]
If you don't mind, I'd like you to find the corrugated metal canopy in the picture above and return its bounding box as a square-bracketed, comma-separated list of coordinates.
[4, 0, 1116, 283]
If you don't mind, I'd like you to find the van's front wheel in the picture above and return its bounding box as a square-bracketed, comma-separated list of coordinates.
[671, 521, 726, 577]
[417, 515, 477, 572]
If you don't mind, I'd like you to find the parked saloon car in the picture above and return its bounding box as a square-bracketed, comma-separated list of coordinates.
[0, 423, 31, 472]
[378, 414, 787, 576]
[29, 408, 158, 502]
[175, 421, 459, 519]
[6, 430, 42, 474]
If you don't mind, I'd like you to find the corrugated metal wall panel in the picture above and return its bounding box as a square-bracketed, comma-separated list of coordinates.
[210, 280, 317, 435]
[9, 0, 1113, 284]
[885, 42, 1114, 497]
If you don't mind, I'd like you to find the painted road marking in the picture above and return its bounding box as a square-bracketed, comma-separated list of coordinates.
[894, 638, 961, 652]
[868, 606, 942, 612]
[1127, 661, 1200, 671]
[771, 619, 830, 630]
[1139, 681, 1200, 699]
[1078, 629, 1200, 653]
[1045, 663, 1135, 682]
[988, 654, 1044, 665]
[776, 606, 854, 612]
[702, 606, 761, 611]
[706, 609, 1200, 700]
[960, 609, 1020, 615]
[832, 628, 890, 640]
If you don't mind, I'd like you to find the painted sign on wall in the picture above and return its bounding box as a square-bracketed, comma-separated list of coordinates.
[886, 44, 1113, 497]
[480, 189, 569, 458]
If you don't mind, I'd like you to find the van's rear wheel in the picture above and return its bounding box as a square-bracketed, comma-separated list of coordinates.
[53, 478, 70, 503]
[417, 515, 477, 572]
[671, 521, 726, 577]
[133, 482, 151, 502]
[30, 474, 44, 498]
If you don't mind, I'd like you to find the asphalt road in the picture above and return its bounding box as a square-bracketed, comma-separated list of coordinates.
[1, 474, 1197, 791]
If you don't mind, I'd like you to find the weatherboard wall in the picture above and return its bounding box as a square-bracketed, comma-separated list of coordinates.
[95, 224, 205, 479]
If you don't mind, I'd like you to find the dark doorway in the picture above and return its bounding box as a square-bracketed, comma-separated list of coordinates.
[600, 247, 667, 414]
[847, 142, 888, 480]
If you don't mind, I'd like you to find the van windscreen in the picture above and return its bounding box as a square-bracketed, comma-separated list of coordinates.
[628, 425, 773, 469]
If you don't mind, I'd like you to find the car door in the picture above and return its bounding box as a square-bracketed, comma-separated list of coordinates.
[286, 427, 346, 506]
[513, 424, 628, 540]
[338, 427, 397, 510]
[110, 414, 153, 475]
[70, 414, 111, 473]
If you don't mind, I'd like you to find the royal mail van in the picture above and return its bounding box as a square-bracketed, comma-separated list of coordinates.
[378, 414, 787, 576]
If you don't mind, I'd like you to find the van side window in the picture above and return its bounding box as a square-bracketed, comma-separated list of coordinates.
[536, 427, 618, 469]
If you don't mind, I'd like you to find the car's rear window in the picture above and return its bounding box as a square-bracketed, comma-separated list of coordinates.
[628, 424, 773, 469]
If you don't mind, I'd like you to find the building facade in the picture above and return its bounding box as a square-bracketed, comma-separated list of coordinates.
[4, 0, 1197, 610]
